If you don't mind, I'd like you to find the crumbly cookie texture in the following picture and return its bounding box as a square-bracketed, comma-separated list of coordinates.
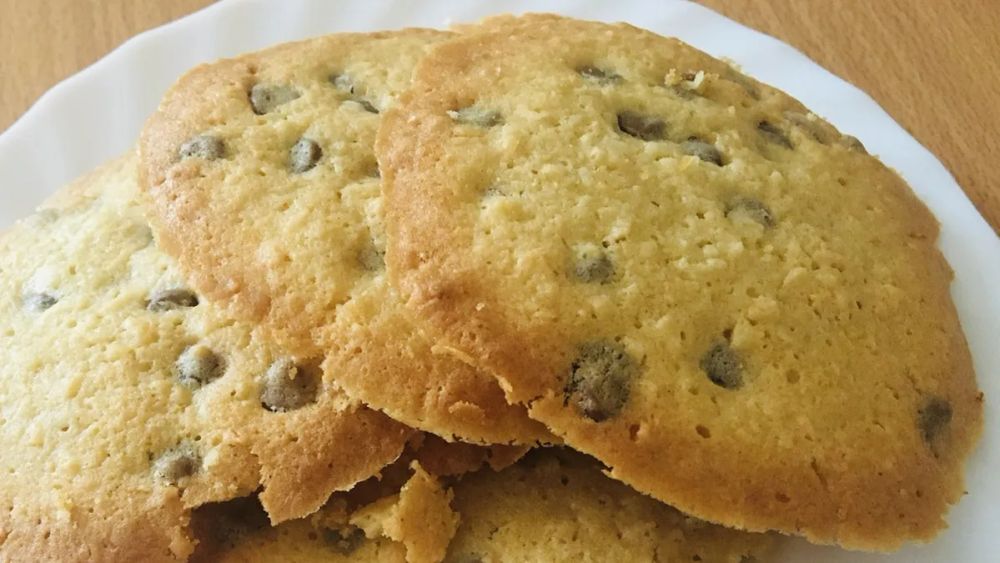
[378, 14, 983, 549]
[190, 436, 512, 563]
[192, 448, 775, 563]
[139, 28, 551, 446]
[351, 462, 459, 563]
[0, 155, 411, 561]
[190, 496, 407, 563]
[192, 462, 456, 563]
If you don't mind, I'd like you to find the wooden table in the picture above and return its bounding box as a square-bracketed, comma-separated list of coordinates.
[2, 0, 998, 233]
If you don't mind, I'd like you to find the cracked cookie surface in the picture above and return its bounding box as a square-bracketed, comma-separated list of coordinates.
[191, 449, 775, 563]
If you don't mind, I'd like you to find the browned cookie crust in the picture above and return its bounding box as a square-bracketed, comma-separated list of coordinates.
[139, 29, 551, 446]
[0, 155, 410, 561]
[378, 14, 983, 549]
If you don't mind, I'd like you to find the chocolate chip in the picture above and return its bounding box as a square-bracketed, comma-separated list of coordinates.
[576, 65, 622, 85]
[179, 135, 225, 160]
[31, 208, 60, 225]
[681, 137, 723, 165]
[147, 289, 199, 312]
[784, 111, 832, 144]
[290, 138, 322, 173]
[448, 107, 504, 128]
[700, 341, 744, 389]
[351, 99, 379, 114]
[249, 84, 300, 115]
[573, 250, 614, 284]
[566, 341, 637, 422]
[758, 121, 792, 149]
[176, 345, 224, 388]
[918, 397, 952, 449]
[324, 527, 365, 555]
[153, 444, 201, 484]
[357, 244, 385, 272]
[23, 291, 57, 312]
[726, 197, 775, 228]
[839, 135, 868, 154]
[617, 111, 666, 141]
[260, 358, 318, 412]
[725, 70, 761, 99]
[483, 185, 504, 198]
[327, 74, 379, 113]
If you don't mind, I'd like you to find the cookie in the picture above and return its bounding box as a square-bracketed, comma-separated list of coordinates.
[139, 29, 551, 446]
[192, 449, 776, 563]
[378, 14, 983, 549]
[191, 435, 513, 563]
[190, 496, 407, 563]
[0, 155, 411, 561]
[445, 449, 776, 562]
[191, 462, 454, 563]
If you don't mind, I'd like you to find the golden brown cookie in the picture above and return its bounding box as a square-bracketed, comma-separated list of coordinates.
[139, 29, 550, 446]
[192, 448, 776, 563]
[190, 496, 407, 563]
[0, 155, 410, 561]
[445, 449, 776, 562]
[191, 436, 505, 563]
[378, 14, 983, 549]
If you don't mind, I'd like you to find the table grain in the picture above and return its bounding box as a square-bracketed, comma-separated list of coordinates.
[1, 0, 997, 233]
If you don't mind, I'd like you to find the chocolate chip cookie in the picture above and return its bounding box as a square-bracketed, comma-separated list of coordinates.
[0, 155, 410, 561]
[139, 29, 550, 446]
[378, 14, 983, 549]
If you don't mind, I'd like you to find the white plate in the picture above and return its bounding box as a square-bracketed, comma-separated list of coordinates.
[0, 0, 996, 560]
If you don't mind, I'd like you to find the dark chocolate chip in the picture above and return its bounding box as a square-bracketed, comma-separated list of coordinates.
[290, 138, 322, 173]
[918, 397, 952, 448]
[483, 185, 504, 198]
[700, 341, 744, 389]
[357, 244, 385, 272]
[23, 291, 57, 312]
[573, 250, 614, 284]
[784, 111, 832, 144]
[839, 135, 868, 154]
[323, 527, 365, 555]
[576, 65, 622, 85]
[32, 208, 60, 225]
[179, 135, 225, 160]
[249, 84, 300, 115]
[617, 111, 666, 141]
[329, 75, 380, 112]
[448, 107, 504, 127]
[147, 289, 199, 312]
[725, 70, 761, 99]
[726, 197, 775, 228]
[351, 99, 379, 114]
[681, 137, 723, 165]
[176, 345, 224, 388]
[153, 444, 201, 484]
[260, 358, 318, 412]
[757, 121, 792, 149]
[566, 341, 637, 422]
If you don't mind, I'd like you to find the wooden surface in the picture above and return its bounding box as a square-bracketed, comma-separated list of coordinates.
[1, 0, 997, 233]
